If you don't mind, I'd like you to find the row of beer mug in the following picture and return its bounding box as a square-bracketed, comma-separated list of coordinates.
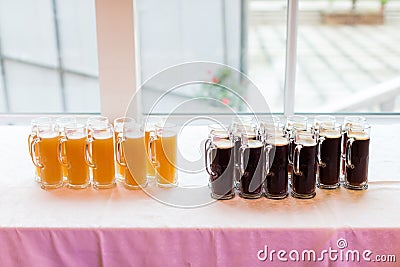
[204, 115, 370, 200]
[28, 116, 178, 189]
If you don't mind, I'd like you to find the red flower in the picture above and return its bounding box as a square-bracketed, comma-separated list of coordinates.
[212, 76, 219, 84]
[222, 98, 230, 105]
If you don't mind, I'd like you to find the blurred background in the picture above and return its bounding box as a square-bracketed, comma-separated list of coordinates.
[0, 0, 399, 114]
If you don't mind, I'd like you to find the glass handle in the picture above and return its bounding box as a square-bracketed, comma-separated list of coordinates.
[27, 134, 33, 156]
[30, 137, 43, 168]
[116, 137, 127, 167]
[205, 142, 216, 176]
[58, 137, 68, 166]
[293, 144, 303, 176]
[85, 138, 95, 168]
[346, 137, 355, 169]
[264, 144, 272, 175]
[239, 145, 248, 176]
[149, 135, 158, 166]
[318, 136, 326, 167]
[288, 138, 294, 165]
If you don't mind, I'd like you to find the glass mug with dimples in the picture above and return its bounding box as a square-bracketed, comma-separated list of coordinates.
[114, 117, 135, 182]
[30, 122, 64, 189]
[116, 122, 148, 189]
[149, 122, 178, 187]
[59, 123, 90, 189]
[86, 123, 116, 189]
[28, 117, 52, 182]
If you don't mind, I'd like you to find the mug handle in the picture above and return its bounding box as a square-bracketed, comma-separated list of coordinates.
[85, 137, 96, 168]
[318, 136, 326, 168]
[204, 141, 216, 176]
[58, 137, 68, 166]
[264, 144, 272, 175]
[346, 137, 355, 169]
[116, 136, 127, 167]
[239, 144, 248, 176]
[293, 144, 303, 176]
[30, 137, 43, 168]
[148, 135, 159, 168]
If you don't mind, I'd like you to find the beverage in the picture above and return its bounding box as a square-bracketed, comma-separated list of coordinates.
[113, 117, 135, 181]
[37, 134, 63, 189]
[318, 127, 342, 189]
[239, 140, 264, 199]
[265, 135, 289, 199]
[123, 134, 147, 188]
[88, 126, 116, 189]
[208, 139, 235, 200]
[344, 131, 370, 190]
[292, 133, 317, 199]
[154, 132, 177, 186]
[64, 134, 90, 188]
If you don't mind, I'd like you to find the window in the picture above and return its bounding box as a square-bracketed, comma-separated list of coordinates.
[0, 0, 99, 113]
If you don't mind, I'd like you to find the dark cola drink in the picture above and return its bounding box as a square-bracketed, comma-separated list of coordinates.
[318, 130, 342, 189]
[344, 131, 370, 190]
[265, 135, 289, 199]
[233, 130, 256, 187]
[209, 139, 235, 199]
[291, 136, 317, 199]
[239, 140, 264, 199]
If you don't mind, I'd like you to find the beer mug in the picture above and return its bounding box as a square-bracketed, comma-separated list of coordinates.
[116, 122, 148, 189]
[264, 131, 289, 199]
[205, 132, 235, 200]
[341, 116, 366, 180]
[86, 123, 116, 189]
[238, 133, 264, 199]
[143, 117, 162, 179]
[317, 123, 342, 189]
[286, 115, 308, 164]
[231, 119, 256, 188]
[56, 116, 77, 179]
[30, 123, 64, 189]
[149, 122, 178, 187]
[28, 117, 52, 182]
[114, 117, 135, 181]
[292, 130, 318, 199]
[344, 124, 370, 190]
[59, 123, 90, 189]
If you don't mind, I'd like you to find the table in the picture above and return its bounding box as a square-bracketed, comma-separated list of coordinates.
[0, 124, 399, 266]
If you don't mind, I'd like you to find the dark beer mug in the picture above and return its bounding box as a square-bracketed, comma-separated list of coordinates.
[341, 116, 366, 180]
[317, 123, 342, 189]
[264, 132, 289, 199]
[239, 136, 264, 199]
[292, 130, 318, 199]
[205, 135, 235, 200]
[285, 116, 308, 185]
[344, 124, 370, 190]
[231, 118, 256, 188]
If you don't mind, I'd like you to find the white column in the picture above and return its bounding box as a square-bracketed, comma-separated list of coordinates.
[95, 0, 138, 122]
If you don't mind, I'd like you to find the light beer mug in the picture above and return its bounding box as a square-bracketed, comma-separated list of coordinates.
[238, 131, 264, 199]
[264, 130, 289, 199]
[86, 123, 116, 189]
[59, 123, 90, 189]
[205, 130, 235, 200]
[344, 124, 370, 190]
[317, 123, 342, 189]
[28, 117, 52, 182]
[143, 117, 162, 179]
[56, 116, 77, 179]
[292, 130, 318, 199]
[114, 117, 135, 182]
[116, 122, 148, 189]
[149, 122, 178, 187]
[30, 122, 64, 189]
